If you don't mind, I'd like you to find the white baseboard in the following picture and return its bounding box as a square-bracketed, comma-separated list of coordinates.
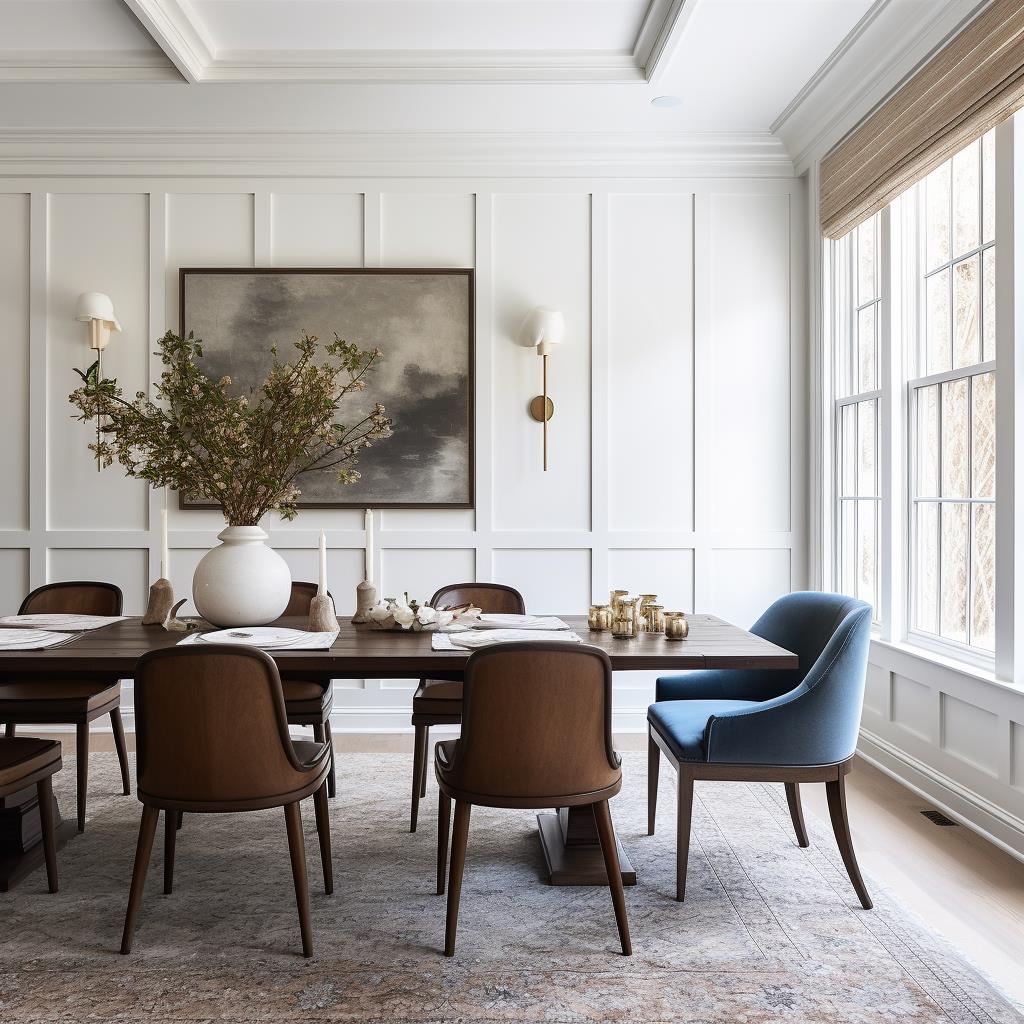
[858, 729, 1024, 864]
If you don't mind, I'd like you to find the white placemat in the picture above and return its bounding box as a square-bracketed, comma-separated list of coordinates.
[0, 614, 128, 631]
[432, 629, 582, 651]
[0, 628, 77, 650]
[470, 614, 569, 631]
[177, 629, 339, 651]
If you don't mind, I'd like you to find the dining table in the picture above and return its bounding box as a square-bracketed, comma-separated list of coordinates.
[0, 613, 797, 890]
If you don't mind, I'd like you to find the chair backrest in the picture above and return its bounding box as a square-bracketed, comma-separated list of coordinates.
[282, 581, 333, 616]
[20, 581, 123, 617]
[446, 642, 619, 804]
[133, 645, 305, 805]
[430, 582, 525, 615]
[706, 592, 873, 766]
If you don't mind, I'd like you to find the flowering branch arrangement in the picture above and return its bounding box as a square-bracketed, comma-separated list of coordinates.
[69, 330, 393, 525]
[368, 594, 482, 632]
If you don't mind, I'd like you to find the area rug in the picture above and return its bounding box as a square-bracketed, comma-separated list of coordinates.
[0, 752, 1020, 1024]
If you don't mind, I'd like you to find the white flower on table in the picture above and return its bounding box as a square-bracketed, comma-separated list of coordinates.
[392, 602, 416, 629]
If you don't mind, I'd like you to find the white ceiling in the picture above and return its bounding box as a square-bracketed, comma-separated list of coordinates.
[0, 0, 940, 138]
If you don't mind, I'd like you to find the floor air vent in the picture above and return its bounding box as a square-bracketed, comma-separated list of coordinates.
[920, 809, 958, 827]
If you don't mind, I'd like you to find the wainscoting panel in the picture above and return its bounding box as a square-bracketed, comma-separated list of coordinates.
[941, 693, 1000, 778]
[0, 175, 804, 734]
[0, 193, 28, 531]
[891, 674, 933, 742]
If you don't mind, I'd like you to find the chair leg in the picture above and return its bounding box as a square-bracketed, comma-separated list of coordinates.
[647, 731, 660, 836]
[420, 726, 430, 798]
[593, 800, 632, 956]
[313, 780, 334, 895]
[785, 782, 810, 848]
[75, 721, 89, 832]
[110, 708, 131, 796]
[437, 790, 451, 895]
[176, 811, 183, 830]
[37, 776, 58, 894]
[3, 723, 14, 738]
[825, 776, 873, 910]
[410, 723, 427, 833]
[163, 809, 177, 895]
[444, 800, 471, 957]
[120, 805, 159, 954]
[284, 801, 314, 958]
[324, 718, 337, 799]
[676, 769, 694, 902]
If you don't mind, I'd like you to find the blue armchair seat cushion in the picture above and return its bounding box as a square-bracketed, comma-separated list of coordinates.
[648, 699, 758, 762]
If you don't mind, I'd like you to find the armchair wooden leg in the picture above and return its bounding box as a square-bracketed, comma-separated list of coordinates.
[75, 721, 89, 832]
[120, 805, 159, 954]
[676, 769, 694, 902]
[647, 731, 660, 836]
[37, 776, 58, 893]
[410, 724, 427, 833]
[444, 800, 471, 957]
[324, 719, 336, 798]
[284, 801, 314, 958]
[593, 800, 632, 956]
[825, 776, 872, 910]
[437, 790, 451, 895]
[420, 726, 430, 798]
[313, 780, 334, 895]
[785, 782, 810, 848]
[163, 809, 177, 894]
[110, 708, 131, 796]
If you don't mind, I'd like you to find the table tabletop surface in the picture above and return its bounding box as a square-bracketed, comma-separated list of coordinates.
[0, 614, 797, 679]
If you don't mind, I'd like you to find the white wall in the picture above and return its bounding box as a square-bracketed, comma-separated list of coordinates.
[0, 175, 805, 731]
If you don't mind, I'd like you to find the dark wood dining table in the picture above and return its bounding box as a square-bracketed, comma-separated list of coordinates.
[0, 613, 797, 889]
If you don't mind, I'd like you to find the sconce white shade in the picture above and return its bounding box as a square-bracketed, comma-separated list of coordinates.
[518, 306, 565, 356]
[74, 292, 122, 332]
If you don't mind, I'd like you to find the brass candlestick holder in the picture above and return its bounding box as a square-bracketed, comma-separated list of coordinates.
[611, 598, 639, 639]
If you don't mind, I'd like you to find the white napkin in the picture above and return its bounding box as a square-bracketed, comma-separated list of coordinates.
[177, 629, 338, 651]
[470, 614, 569, 631]
[432, 629, 583, 651]
[0, 614, 127, 631]
[0, 628, 77, 650]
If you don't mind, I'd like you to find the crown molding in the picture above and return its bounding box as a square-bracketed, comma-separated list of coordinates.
[114, 0, 693, 85]
[0, 50, 179, 83]
[0, 128, 795, 178]
[773, 0, 992, 172]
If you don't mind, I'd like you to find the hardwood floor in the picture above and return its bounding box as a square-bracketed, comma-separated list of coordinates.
[29, 728, 1024, 1008]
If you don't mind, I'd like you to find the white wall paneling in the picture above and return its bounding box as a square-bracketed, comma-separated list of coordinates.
[0, 175, 804, 733]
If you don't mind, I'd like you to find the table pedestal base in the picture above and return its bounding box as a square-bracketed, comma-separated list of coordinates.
[537, 805, 636, 886]
[0, 784, 75, 891]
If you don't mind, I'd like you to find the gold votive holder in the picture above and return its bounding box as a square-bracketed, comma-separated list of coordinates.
[664, 612, 689, 640]
[609, 589, 628, 618]
[642, 603, 665, 634]
[588, 604, 612, 631]
[611, 598, 639, 638]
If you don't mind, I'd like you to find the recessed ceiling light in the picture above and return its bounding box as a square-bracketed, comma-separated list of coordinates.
[651, 95, 682, 108]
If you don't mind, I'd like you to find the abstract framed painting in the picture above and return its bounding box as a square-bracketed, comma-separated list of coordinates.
[178, 267, 474, 509]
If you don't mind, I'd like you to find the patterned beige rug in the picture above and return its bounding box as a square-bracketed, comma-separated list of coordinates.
[0, 751, 1020, 1024]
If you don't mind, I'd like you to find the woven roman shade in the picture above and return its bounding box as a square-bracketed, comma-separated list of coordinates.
[820, 0, 1024, 239]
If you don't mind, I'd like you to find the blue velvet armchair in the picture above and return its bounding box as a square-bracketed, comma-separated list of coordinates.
[647, 591, 873, 908]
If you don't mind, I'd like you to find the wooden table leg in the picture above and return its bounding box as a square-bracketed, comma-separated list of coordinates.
[536, 805, 636, 886]
[0, 784, 76, 892]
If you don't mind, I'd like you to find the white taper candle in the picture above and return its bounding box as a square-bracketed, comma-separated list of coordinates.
[160, 489, 169, 580]
[365, 508, 374, 582]
[318, 528, 327, 595]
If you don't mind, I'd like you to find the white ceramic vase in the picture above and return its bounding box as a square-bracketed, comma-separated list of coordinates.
[192, 525, 291, 627]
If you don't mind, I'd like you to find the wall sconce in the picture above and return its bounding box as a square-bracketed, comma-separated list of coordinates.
[74, 292, 121, 471]
[518, 306, 564, 471]
[75, 292, 121, 352]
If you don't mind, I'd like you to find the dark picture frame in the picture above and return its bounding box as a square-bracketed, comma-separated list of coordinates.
[178, 267, 475, 510]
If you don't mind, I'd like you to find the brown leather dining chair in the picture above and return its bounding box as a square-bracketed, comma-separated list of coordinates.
[0, 581, 130, 832]
[0, 737, 62, 893]
[282, 581, 337, 798]
[410, 582, 525, 832]
[434, 642, 631, 958]
[121, 645, 333, 959]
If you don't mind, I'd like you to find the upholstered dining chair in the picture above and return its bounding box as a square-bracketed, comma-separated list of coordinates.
[0, 737, 62, 893]
[434, 642, 631, 958]
[0, 581, 129, 832]
[647, 591, 873, 909]
[410, 582, 525, 832]
[282, 581, 337, 798]
[121, 645, 333, 959]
